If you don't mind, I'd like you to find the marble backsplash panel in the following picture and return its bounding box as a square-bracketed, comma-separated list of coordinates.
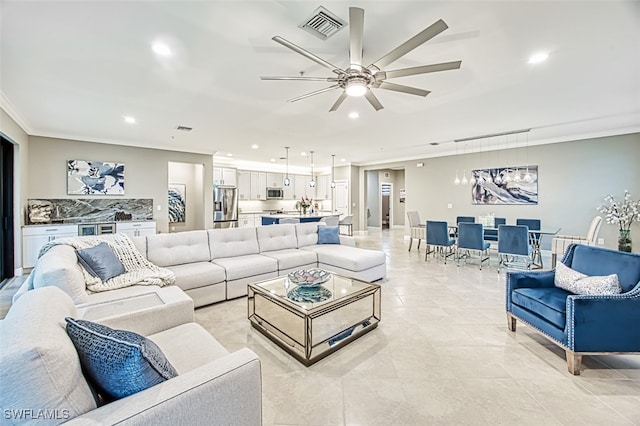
[27, 199, 153, 224]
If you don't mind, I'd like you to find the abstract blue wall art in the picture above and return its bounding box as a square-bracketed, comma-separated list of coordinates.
[168, 183, 186, 223]
[471, 165, 538, 205]
[67, 160, 125, 195]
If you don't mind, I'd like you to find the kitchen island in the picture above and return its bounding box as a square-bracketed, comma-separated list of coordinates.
[261, 213, 339, 225]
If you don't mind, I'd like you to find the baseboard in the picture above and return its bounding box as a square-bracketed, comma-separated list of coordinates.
[14, 267, 24, 276]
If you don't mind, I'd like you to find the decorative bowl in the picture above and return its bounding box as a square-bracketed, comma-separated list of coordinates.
[287, 268, 331, 287]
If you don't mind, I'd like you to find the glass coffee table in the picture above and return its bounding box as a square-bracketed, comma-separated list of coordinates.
[248, 271, 381, 366]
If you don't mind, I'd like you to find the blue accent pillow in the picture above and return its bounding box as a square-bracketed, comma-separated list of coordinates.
[76, 242, 126, 281]
[318, 226, 340, 244]
[65, 318, 178, 400]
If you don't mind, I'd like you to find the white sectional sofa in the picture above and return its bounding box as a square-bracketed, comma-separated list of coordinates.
[0, 286, 262, 425]
[21, 223, 386, 309]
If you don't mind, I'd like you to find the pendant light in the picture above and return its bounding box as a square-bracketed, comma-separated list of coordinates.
[330, 154, 336, 188]
[469, 140, 476, 185]
[283, 146, 291, 186]
[453, 142, 461, 185]
[309, 151, 316, 187]
[460, 142, 468, 184]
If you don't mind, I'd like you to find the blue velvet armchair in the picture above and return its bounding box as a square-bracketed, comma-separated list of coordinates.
[506, 244, 640, 375]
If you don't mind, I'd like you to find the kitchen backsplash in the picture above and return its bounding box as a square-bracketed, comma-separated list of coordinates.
[26, 198, 153, 224]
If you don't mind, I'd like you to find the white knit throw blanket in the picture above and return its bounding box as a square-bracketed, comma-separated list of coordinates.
[39, 233, 176, 293]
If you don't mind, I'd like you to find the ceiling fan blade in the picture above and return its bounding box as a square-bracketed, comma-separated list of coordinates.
[349, 7, 365, 69]
[329, 92, 348, 112]
[378, 60, 462, 80]
[272, 36, 345, 75]
[287, 84, 340, 103]
[368, 19, 449, 71]
[260, 76, 340, 82]
[364, 89, 384, 111]
[377, 81, 431, 97]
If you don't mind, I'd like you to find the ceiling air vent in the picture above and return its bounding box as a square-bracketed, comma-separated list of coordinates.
[175, 125, 192, 132]
[299, 6, 347, 40]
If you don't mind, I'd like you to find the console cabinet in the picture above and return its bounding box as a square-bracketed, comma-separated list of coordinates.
[116, 221, 157, 237]
[22, 224, 78, 268]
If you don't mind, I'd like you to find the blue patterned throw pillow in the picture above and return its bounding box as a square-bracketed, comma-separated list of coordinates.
[76, 242, 126, 282]
[65, 318, 178, 400]
[318, 226, 340, 244]
[554, 262, 622, 295]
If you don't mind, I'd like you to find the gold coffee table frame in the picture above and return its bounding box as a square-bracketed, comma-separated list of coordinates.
[248, 273, 381, 366]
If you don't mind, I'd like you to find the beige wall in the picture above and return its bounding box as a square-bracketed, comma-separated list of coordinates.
[27, 136, 214, 233]
[367, 133, 639, 251]
[1, 108, 29, 272]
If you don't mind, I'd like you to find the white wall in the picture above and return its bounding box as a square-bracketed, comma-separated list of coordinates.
[376, 133, 639, 251]
[168, 162, 204, 232]
[27, 136, 214, 233]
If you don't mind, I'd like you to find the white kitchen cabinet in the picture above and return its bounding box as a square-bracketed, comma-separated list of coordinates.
[22, 224, 78, 268]
[238, 213, 260, 228]
[283, 179, 295, 199]
[266, 173, 283, 188]
[116, 221, 156, 238]
[316, 175, 331, 200]
[293, 174, 313, 200]
[250, 172, 267, 200]
[213, 167, 237, 186]
[237, 171, 251, 200]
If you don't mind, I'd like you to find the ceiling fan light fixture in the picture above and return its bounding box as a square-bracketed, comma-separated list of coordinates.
[345, 79, 367, 97]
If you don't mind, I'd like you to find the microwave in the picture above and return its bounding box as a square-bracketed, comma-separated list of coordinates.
[266, 188, 284, 199]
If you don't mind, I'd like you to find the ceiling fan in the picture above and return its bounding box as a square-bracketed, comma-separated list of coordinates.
[260, 7, 462, 112]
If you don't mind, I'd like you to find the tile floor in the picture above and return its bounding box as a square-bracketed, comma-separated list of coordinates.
[195, 228, 640, 426]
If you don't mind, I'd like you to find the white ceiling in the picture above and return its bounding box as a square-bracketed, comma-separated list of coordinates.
[2, 1, 639, 171]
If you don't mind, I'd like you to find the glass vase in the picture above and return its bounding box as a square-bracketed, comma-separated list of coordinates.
[302, 206, 307, 215]
[618, 229, 632, 252]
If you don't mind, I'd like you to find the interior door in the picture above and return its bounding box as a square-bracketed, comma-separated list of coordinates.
[334, 180, 349, 216]
[1, 136, 15, 280]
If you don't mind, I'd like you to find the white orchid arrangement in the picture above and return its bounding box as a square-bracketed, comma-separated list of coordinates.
[597, 190, 640, 232]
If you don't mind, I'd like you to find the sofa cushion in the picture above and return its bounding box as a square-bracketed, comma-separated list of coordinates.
[167, 261, 226, 291]
[303, 245, 385, 272]
[76, 242, 126, 282]
[568, 244, 640, 292]
[148, 323, 230, 373]
[209, 227, 260, 259]
[512, 287, 569, 329]
[261, 248, 318, 271]
[256, 224, 297, 252]
[65, 318, 178, 400]
[0, 287, 97, 420]
[555, 262, 622, 295]
[318, 226, 340, 244]
[147, 230, 211, 267]
[212, 254, 278, 280]
[32, 244, 90, 304]
[295, 222, 319, 247]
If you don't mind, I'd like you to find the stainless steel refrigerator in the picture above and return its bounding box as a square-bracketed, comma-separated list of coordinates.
[213, 185, 238, 228]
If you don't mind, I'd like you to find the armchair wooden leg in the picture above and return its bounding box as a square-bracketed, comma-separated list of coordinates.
[506, 313, 517, 332]
[566, 350, 582, 375]
[551, 254, 557, 268]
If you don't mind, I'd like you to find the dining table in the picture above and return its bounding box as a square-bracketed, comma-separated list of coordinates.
[447, 224, 560, 269]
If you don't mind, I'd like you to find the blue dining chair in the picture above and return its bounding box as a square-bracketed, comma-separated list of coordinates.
[451, 215, 475, 237]
[483, 217, 505, 242]
[426, 220, 456, 263]
[456, 223, 491, 269]
[498, 225, 531, 271]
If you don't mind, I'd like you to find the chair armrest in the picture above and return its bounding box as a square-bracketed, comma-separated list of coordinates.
[567, 288, 640, 352]
[66, 348, 262, 426]
[506, 270, 555, 311]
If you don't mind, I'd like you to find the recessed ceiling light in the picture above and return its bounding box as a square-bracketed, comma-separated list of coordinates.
[226, 153, 233, 157]
[124, 116, 136, 124]
[152, 42, 172, 56]
[341, 158, 346, 162]
[251, 144, 259, 149]
[270, 158, 276, 162]
[348, 112, 359, 119]
[528, 52, 549, 64]
[300, 152, 307, 156]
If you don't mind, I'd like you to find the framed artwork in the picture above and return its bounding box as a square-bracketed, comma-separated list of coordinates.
[67, 160, 125, 195]
[471, 165, 538, 205]
[168, 183, 186, 223]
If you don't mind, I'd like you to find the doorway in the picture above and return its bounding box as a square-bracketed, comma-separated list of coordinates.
[1, 136, 15, 281]
[381, 183, 392, 230]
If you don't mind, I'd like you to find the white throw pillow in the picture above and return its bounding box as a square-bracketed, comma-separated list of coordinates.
[554, 262, 622, 295]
